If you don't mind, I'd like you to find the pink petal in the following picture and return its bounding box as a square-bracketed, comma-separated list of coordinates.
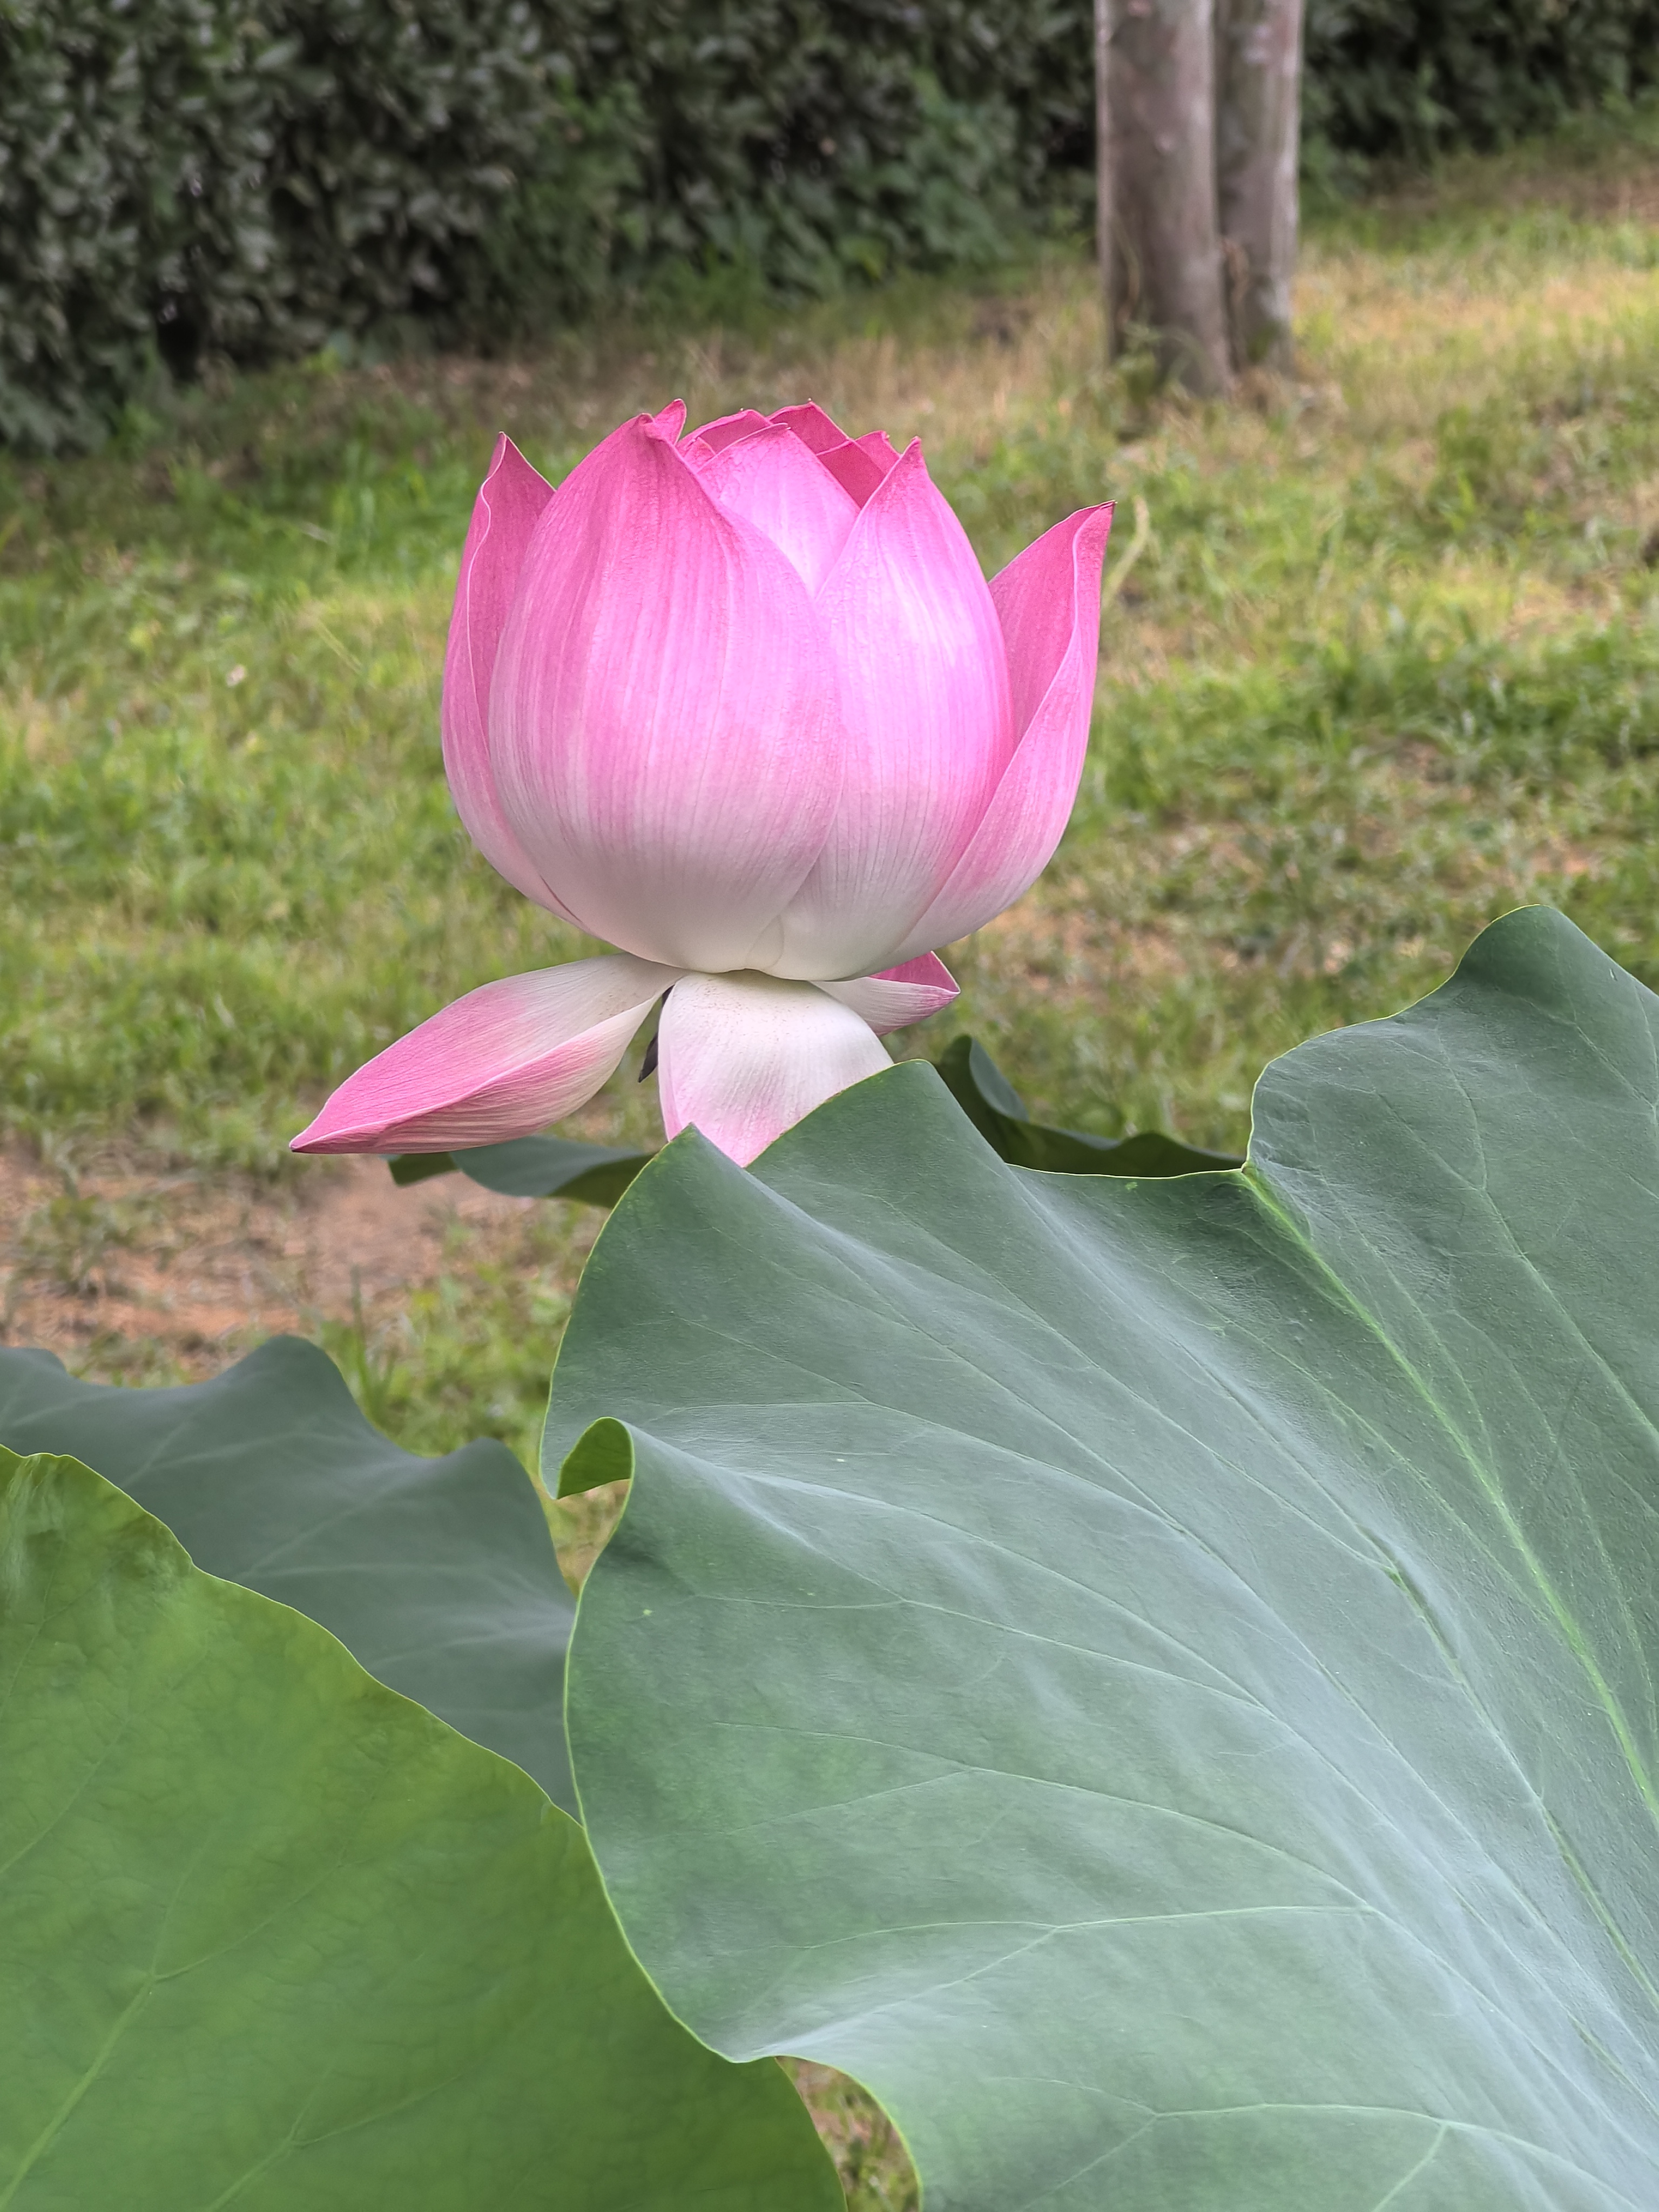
[769, 403, 887, 507]
[767, 441, 1016, 980]
[657, 973, 890, 1166]
[441, 437, 588, 925]
[817, 441, 888, 507]
[685, 408, 771, 457]
[291, 954, 681, 1155]
[769, 401, 851, 454]
[698, 421, 860, 594]
[818, 953, 959, 1035]
[489, 415, 846, 974]
[889, 503, 1115, 962]
[852, 429, 901, 479]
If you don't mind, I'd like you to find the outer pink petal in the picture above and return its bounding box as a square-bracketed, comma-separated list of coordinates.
[698, 422, 860, 594]
[291, 954, 682, 1155]
[657, 973, 890, 1166]
[888, 503, 1115, 962]
[489, 414, 846, 974]
[767, 441, 1016, 980]
[818, 953, 959, 1035]
[441, 437, 588, 925]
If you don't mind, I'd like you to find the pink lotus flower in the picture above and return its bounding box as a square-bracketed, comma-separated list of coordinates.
[293, 401, 1112, 1167]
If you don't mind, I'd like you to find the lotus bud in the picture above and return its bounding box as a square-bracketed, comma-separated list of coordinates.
[294, 403, 1112, 1166]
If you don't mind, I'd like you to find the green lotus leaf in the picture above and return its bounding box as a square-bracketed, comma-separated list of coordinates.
[0, 1448, 842, 2210]
[385, 1043, 1233, 1210]
[934, 1033, 1242, 1175]
[388, 1133, 654, 1205]
[0, 1336, 576, 1810]
[550, 906, 1659, 2211]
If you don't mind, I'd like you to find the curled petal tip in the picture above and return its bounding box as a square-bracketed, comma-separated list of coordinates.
[819, 954, 959, 1036]
[887, 502, 1114, 961]
[996, 502, 1114, 735]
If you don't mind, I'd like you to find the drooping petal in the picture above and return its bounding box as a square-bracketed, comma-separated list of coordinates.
[698, 421, 860, 594]
[657, 972, 889, 1166]
[766, 440, 1016, 980]
[769, 403, 888, 507]
[441, 436, 588, 924]
[291, 954, 682, 1156]
[888, 503, 1115, 963]
[997, 500, 1115, 736]
[819, 953, 959, 1035]
[489, 414, 846, 974]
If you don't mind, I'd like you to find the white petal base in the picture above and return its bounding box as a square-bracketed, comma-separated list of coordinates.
[657, 972, 891, 1166]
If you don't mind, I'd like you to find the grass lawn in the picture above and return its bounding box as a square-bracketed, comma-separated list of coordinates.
[5, 109, 1659, 2208]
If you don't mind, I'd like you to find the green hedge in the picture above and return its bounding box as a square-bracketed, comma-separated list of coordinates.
[3, 0, 1657, 450]
[1304, 0, 1659, 169]
[584, 3, 1083, 285]
[0, 0, 1085, 449]
[0, 0, 633, 449]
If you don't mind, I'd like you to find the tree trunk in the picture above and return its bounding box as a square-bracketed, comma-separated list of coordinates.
[1105, 0, 1231, 398]
[1215, 0, 1304, 370]
[1095, 0, 1115, 358]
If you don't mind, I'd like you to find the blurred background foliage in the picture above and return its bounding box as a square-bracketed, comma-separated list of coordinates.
[5, 0, 1659, 449]
[1304, 0, 1659, 185]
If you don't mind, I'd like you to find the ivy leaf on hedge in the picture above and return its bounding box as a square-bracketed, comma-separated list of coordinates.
[0, 1448, 842, 2211]
[0, 1334, 576, 1811]
[549, 906, 1659, 2211]
[935, 1032, 1242, 1174]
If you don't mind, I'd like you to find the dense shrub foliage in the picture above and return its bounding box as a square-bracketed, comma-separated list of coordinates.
[0, 0, 1085, 447]
[3, 0, 1656, 446]
[0, 0, 628, 448]
[581, 3, 1086, 290]
[1304, 0, 1659, 171]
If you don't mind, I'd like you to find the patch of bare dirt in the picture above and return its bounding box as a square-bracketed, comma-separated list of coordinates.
[0, 1145, 539, 1377]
